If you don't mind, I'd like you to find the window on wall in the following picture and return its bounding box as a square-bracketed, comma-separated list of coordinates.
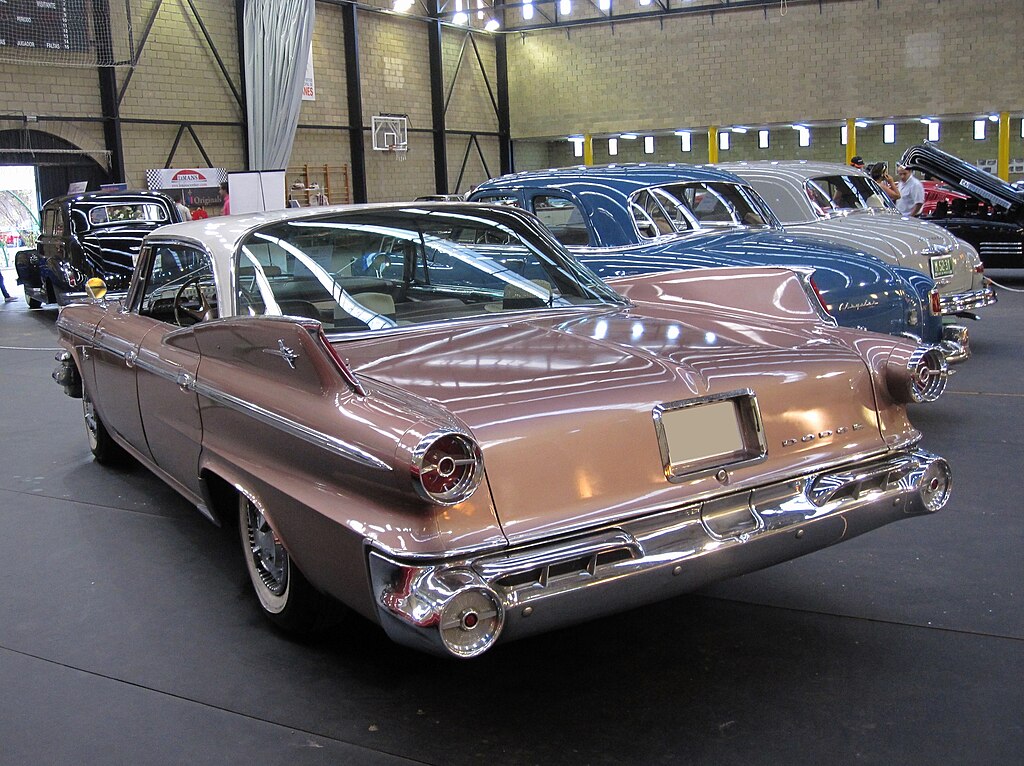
[608, 138, 618, 156]
[974, 120, 986, 140]
[644, 136, 655, 154]
[758, 130, 769, 149]
[718, 132, 730, 151]
[883, 124, 896, 144]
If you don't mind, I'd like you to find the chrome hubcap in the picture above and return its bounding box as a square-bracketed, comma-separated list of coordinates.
[245, 500, 288, 596]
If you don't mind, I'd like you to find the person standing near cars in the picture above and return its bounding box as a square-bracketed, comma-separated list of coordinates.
[0, 269, 17, 302]
[219, 182, 231, 216]
[869, 162, 901, 205]
[896, 165, 925, 217]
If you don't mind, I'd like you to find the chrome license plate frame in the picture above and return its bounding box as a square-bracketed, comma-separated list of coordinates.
[653, 390, 767, 483]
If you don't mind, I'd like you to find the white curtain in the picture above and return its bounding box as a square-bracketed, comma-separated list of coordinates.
[244, 0, 315, 170]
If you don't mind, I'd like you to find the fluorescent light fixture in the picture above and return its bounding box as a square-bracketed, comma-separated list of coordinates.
[608, 138, 618, 156]
[676, 131, 691, 152]
[598, 0, 610, 9]
[758, 129, 769, 149]
[731, 126, 747, 134]
[920, 117, 932, 124]
[840, 125, 848, 145]
[974, 119, 986, 140]
[639, 0, 651, 5]
[718, 132, 730, 151]
[523, 0, 534, 18]
[927, 122, 940, 142]
[559, 0, 571, 14]
[620, 133, 638, 140]
[644, 136, 655, 154]
[988, 114, 999, 122]
[883, 123, 895, 144]
[855, 120, 868, 128]
[392, 0, 414, 11]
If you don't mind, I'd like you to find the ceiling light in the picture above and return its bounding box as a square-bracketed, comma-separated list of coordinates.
[453, 0, 468, 24]
[920, 117, 932, 124]
[598, 0, 610, 9]
[620, 133, 638, 139]
[523, 0, 534, 18]
[392, 0, 414, 11]
[477, 0, 485, 19]
[560, 0, 571, 14]
[855, 120, 868, 128]
[639, 0, 652, 5]
[731, 126, 747, 134]
[988, 114, 999, 122]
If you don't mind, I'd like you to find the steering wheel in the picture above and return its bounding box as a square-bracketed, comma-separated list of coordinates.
[173, 274, 214, 326]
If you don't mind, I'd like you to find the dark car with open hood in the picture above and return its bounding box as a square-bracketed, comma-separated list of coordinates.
[901, 144, 1024, 269]
[15, 190, 183, 308]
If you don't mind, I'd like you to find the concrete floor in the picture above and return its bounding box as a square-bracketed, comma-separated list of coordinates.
[1, 268, 1022, 765]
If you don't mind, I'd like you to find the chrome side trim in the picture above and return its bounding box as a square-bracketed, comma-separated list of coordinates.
[190, 380, 392, 473]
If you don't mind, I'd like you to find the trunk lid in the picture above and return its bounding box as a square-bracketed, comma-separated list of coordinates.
[341, 309, 886, 543]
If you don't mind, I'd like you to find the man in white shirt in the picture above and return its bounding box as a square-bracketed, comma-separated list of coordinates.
[896, 165, 925, 217]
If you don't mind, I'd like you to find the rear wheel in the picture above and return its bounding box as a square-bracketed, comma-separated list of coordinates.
[239, 493, 332, 635]
[82, 388, 126, 465]
[26, 293, 41, 309]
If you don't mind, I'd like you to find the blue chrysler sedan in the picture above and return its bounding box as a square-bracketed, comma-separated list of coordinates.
[470, 164, 965, 361]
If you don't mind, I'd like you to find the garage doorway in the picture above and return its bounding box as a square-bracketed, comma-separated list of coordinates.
[0, 166, 39, 271]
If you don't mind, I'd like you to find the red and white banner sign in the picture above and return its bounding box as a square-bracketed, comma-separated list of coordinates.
[146, 167, 227, 190]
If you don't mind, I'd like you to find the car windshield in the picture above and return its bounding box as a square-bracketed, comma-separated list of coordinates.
[629, 182, 776, 237]
[236, 206, 624, 334]
[804, 175, 895, 215]
[87, 203, 169, 225]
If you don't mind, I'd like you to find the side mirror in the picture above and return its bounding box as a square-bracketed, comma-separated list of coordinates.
[86, 277, 107, 300]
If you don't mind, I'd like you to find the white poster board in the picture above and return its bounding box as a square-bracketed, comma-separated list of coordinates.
[228, 170, 287, 215]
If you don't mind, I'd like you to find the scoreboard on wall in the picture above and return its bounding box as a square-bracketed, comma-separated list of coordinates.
[0, 0, 88, 52]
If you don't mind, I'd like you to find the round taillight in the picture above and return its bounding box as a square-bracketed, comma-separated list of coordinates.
[412, 432, 484, 506]
[438, 586, 504, 658]
[905, 346, 950, 403]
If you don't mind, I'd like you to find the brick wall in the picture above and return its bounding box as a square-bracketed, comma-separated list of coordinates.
[506, 0, 1024, 138]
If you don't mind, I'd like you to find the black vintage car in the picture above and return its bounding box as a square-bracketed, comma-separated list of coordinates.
[15, 190, 182, 308]
[901, 144, 1024, 269]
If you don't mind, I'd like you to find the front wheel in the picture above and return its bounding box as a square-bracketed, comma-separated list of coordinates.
[239, 493, 332, 635]
[82, 388, 126, 465]
[26, 293, 41, 309]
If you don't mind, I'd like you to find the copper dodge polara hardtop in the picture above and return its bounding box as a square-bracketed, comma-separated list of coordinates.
[53, 202, 953, 657]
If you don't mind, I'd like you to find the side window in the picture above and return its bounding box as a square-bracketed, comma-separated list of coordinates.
[474, 193, 520, 208]
[138, 244, 216, 326]
[630, 190, 675, 239]
[41, 209, 56, 236]
[530, 195, 592, 246]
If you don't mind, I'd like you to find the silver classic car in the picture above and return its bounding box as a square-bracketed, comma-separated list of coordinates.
[53, 203, 952, 657]
[720, 161, 996, 320]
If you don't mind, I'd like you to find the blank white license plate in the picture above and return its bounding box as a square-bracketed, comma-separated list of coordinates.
[661, 400, 745, 468]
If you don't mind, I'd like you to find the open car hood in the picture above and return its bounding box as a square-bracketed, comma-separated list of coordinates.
[901, 144, 1024, 215]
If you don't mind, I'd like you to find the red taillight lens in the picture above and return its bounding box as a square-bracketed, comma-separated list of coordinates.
[929, 290, 942, 316]
[412, 432, 483, 506]
[808, 276, 833, 317]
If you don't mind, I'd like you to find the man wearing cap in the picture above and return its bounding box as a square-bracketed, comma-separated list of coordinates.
[895, 165, 925, 217]
[850, 156, 865, 170]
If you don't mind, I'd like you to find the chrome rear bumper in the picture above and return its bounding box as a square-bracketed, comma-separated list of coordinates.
[369, 448, 951, 657]
[938, 284, 996, 315]
[939, 323, 970, 365]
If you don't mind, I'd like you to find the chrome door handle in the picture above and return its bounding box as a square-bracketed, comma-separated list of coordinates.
[125, 350, 137, 368]
[176, 372, 194, 392]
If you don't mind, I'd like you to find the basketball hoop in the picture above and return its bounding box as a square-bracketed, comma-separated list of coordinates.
[372, 115, 409, 160]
